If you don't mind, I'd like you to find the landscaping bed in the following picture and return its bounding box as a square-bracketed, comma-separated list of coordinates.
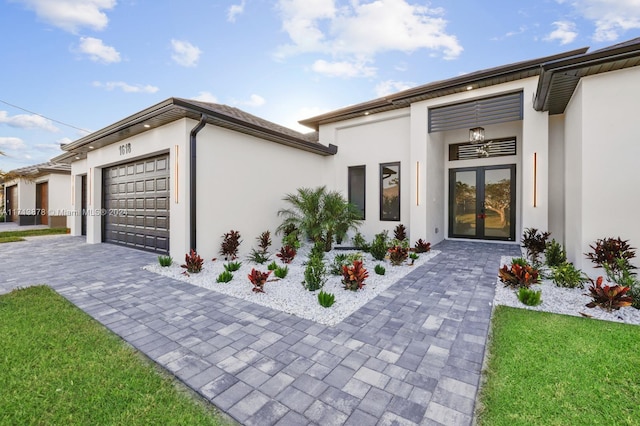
[145, 244, 439, 326]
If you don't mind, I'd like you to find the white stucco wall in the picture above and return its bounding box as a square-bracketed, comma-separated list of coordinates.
[195, 124, 330, 260]
[69, 119, 191, 256]
[548, 115, 565, 243]
[564, 66, 640, 275]
[322, 111, 411, 242]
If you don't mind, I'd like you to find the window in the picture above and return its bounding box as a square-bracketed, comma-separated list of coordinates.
[380, 162, 400, 221]
[448, 137, 517, 161]
[348, 166, 366, 219]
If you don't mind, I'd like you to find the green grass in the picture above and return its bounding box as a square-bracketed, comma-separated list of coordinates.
[0, 227, 68, 243]
[0, 236, 25, 243]
[0, 286, 232, 425]
[478, 306, 640, 425]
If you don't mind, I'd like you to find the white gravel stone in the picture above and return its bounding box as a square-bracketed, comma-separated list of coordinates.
[495, 256, 640, 325]
[145, 245, 439, 326]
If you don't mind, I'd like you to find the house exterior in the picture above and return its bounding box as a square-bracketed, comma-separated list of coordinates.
[52, 37, 640, 276]
[2, 162, 71, 227]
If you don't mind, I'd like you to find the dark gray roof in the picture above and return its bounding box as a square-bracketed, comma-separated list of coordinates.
[52, 98, 333, 163]
[534, 37, 640, 114]
[9, 161, 70, 176]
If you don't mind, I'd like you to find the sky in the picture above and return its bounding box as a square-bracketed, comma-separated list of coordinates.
[1, 0, 639, 171]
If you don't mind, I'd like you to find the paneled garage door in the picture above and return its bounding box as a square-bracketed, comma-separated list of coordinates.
[103, 154, 170, 253]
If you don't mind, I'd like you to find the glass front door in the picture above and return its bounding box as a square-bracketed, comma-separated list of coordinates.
[449, 165, 516, 241]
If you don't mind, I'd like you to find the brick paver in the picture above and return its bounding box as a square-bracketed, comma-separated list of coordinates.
[0, 235, 519, 425]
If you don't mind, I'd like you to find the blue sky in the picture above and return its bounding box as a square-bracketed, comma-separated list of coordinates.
[1, 0, 639, 171]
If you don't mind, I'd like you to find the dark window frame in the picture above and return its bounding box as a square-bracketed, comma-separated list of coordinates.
[348, 165, 366, 220]
[379, 161, 401, 221]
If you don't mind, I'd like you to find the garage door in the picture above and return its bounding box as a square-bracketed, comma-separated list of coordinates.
[103, 154, 170, 253]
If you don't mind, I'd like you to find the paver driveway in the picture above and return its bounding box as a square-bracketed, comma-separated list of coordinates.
[0, 235, 519, 425]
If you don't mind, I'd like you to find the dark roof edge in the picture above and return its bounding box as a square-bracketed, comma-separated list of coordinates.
[55, 98, 336, 162]
[299, 46, 589, 130]
[171, 98, 337, 156]
[534, 38, 640, 111]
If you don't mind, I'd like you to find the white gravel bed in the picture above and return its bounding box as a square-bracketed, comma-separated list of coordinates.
[145, 246, 439, 326]
[495, 256, 640, 325]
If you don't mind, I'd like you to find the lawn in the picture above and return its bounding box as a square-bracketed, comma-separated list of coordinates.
[0, 286, 233, 425]
[477, 305, 640, 425]
[0, 227, 69, 243]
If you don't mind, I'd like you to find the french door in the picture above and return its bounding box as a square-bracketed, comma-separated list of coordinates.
[449, 165, 516, 241]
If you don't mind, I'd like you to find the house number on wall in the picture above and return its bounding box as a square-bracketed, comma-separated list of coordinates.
[119, 143, 132, 156]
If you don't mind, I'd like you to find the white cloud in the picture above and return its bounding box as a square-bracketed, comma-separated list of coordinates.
[228, 0, 246, 22]
[311, 59, 376, 78]
[35, 142, 65, 151]
[78, 36, 121, 63]
[0, 137, 27, 151]
[192, 91, 219, 103]
[92, 81, 159, 93]
[375, 79, 415, 97]
[170, 39, 202, 67]
[545, 21, 578, 44]
[565, 0, 640, 42]
[281, 106, 330, 132]
[233, 94, 266, 107]
[15, 0, 116, 33]
[275, 0, 463, 72]
[0, 111, 59, 132]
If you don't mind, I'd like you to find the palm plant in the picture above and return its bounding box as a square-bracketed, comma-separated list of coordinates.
[276, 186, 362, 251]
[277, 187, 325, 244]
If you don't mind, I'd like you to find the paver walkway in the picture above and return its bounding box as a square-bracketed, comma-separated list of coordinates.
[0, 236, 520, 425]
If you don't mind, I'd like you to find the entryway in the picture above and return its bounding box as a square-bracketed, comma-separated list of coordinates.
[449, 165, 516, 241]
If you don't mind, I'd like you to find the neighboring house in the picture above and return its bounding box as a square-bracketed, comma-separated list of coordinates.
[52, 37, 640, 276]
[2, 162, 71, 227]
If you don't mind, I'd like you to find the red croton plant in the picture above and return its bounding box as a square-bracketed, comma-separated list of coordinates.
[498, 263, 539, 287]
[248, 268, 271, 293]
[586, 276, 633, 312]
[342, 260, 369, 291]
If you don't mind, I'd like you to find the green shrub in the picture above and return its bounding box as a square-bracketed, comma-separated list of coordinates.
[511, 257, 530, 267]
[517, 287, 542, 306]
[545, 239, 567, 267]
[158, 255, 172, 267]
[552, 262, 588, 289]
[248, 249, 270, 264]
[374, 264, 386, 275]
[352, 232, 370, 252]
[303, 251, 326, 291]
[370, 231, 389, 261]
[224, 261, 242, 272]
[317, 290, 336, 308]
[267, 261, 278, 271]
[274, 265, 289, 279]
[216, 270, 233, 283]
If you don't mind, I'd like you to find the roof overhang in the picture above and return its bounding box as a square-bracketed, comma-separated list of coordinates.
[52, 98, 336, 164]
[534, 37, 640, 114]
[298, 47, 589, 131]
